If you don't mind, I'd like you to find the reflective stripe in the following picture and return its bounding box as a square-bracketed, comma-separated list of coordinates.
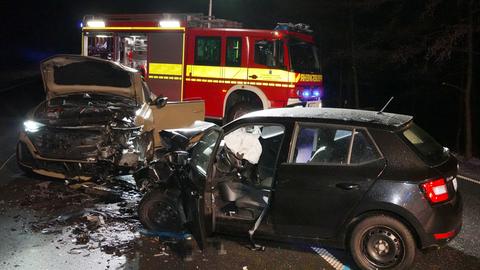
[184, 64, 322, 87]
[223, 66, 248, 80]
[187, 65, 221, 78]
[186, 77, 295, 88]
[149, 75, 182, 80]
[149, 63, 183, 76]
[187, 65, 295, 83]
[82, 27, 185, 31]
[249, 67, 295, 83]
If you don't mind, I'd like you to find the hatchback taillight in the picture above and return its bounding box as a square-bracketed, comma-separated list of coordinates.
[421, 178, 449, 204]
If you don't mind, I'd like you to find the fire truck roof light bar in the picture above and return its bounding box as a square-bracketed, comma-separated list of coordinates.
[159, 20, 181, 28]
[86, 20, 106, 28]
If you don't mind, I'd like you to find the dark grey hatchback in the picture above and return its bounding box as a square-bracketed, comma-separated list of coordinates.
[137, 107, 462, 270]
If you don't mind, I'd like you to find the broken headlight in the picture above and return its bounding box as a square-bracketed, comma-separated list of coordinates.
[24, 120, 45, 133]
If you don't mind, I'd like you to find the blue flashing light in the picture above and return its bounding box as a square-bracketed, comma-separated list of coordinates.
[312, 89, 320, 97]
[80, 22, 84, 28]
[302, 89, 311, 98]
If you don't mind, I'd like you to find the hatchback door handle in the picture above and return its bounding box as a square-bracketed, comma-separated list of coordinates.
[336, 183, 359, 190]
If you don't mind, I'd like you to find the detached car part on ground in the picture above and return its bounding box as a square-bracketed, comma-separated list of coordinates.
[136, 107, 462, 270]
[17, 55, 204, 181]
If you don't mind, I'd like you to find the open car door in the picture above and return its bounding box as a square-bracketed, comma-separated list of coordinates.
[150, 100, 205, 148]
[185, 126, 223, 249]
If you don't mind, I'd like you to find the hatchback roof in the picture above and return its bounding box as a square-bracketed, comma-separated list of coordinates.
[239, 107, 413, 130]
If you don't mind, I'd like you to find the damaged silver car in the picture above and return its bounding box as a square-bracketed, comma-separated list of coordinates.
[17, 55, 204, 181]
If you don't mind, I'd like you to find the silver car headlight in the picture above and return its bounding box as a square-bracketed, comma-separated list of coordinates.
[24, 120, 45, 133]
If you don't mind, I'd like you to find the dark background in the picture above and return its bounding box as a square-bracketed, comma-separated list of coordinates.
[0, 0, 478, 157]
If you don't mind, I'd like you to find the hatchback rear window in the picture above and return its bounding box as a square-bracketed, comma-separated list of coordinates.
[401, 124, 449, 166]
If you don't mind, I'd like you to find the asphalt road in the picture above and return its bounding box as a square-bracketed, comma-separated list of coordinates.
[0, 78, 479, 270]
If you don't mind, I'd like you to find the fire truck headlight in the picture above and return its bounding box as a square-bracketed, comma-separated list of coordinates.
[86, 20, 105, 28]
[312, 88, 321, 98]
[159, 20, 181, 28]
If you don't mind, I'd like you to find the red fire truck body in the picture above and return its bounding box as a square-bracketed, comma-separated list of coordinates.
[81, 14, 323, 121]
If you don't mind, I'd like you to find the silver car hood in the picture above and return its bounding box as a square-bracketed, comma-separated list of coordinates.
[40, 55, 143, 100]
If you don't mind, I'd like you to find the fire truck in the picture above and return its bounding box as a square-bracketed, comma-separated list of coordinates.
[81, 13, 323, 122]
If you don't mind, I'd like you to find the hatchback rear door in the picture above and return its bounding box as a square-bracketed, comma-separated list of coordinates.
[271, 123, 385, 239]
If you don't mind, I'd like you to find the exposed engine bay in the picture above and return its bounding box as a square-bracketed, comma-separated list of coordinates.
[20, 93, 151, 179]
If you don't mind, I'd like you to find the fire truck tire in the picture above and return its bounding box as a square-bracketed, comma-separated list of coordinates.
[225, 102, 258, 123]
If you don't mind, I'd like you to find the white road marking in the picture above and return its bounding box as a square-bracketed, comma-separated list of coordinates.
[458, 174, 480, 185]
[311, 246, 350, 270]
[0, 153, 15, 172]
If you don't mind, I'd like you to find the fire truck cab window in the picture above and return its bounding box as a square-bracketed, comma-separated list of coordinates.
[289, 38, 321, 73]
[195, 37, 221, 66]
[254, 40, 283, 68]
[226, 37, 242, 66]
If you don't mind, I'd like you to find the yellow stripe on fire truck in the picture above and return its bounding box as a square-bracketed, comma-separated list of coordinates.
[149, 63, 322, 85]
[149, 63, 183, 76]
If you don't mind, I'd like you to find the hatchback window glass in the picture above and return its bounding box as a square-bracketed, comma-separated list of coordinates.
[351, 130, 381, 163]
[226, 37, 242, 66]
[402, 124, 449, 166]
[190, 129, 221, 176]
[293, 126, 352, 164]
[194, 37, 221, 66]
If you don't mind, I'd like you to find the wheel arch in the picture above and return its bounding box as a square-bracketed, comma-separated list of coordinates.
[343, 207, 424, 250]
[223, 85, 271, 117]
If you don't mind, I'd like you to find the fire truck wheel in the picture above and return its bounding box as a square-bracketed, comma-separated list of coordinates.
[226, 102, 257, 123]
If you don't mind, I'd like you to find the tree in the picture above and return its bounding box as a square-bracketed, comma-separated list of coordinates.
[424, 0, 479, 159]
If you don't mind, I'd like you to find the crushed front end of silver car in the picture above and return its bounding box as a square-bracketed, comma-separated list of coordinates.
[16, 55, 152, 181]
[17, 54, 205, 181]
[18, 94, 150, 180]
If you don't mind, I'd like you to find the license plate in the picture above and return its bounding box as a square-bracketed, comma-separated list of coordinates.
[306, 101, 322, 108]
[452, 178, 458, 191]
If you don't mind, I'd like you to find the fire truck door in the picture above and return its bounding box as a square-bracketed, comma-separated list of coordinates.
[247, 37, 288, 84]
[147, 31, 185, 101]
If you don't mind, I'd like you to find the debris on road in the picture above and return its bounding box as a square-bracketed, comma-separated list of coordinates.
[2, 176, 146, 257]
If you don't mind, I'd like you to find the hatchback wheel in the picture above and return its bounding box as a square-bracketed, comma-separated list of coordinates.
[350, 215, 416, 270]
[138, 189, 183, 232]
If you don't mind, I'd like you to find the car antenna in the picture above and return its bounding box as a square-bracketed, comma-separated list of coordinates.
[378, 96, 394, 114]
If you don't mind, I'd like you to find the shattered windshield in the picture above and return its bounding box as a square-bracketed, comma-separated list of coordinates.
[289, 38, 321, 74]
[190, 129, 221, 176]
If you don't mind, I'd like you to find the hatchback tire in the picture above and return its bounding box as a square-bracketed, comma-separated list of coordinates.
[138, 189, 184, 232]
[349, 215, 416, 270]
